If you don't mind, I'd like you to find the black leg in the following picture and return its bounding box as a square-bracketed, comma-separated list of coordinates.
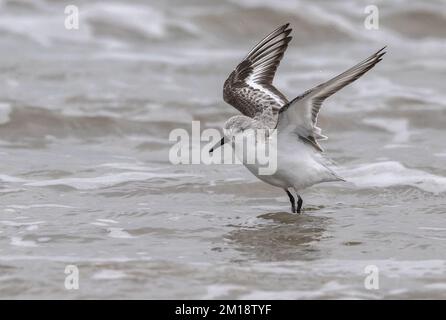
[296, 194, 303, 214]
[285, 190, 296, 213]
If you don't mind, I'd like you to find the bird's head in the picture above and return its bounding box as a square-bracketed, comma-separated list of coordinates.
[209, 115, 252, 154]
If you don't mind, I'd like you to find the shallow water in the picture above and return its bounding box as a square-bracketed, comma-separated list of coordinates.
[0, 0, 445, 299]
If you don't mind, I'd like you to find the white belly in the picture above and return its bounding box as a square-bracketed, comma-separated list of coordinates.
[232, 131, 340, 191]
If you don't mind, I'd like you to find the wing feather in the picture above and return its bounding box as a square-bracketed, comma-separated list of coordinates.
[278, 47, 387, 152]
[223, 24, 292, 118]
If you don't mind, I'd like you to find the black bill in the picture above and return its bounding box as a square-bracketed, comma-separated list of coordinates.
[209, 136, 228, 154]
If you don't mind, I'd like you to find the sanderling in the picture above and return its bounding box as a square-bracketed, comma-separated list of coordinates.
[210, 23, 386, 213]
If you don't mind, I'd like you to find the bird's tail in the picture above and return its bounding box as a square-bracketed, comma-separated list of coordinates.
[317, 154, 346, 182]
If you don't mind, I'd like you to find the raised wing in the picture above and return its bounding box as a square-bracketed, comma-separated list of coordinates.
[223, 23, 292, 118]
[277, 47, 386, 152]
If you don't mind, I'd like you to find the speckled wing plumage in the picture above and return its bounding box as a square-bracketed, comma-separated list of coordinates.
[223, 24, 292, 118]
[278, 47, 386, 152]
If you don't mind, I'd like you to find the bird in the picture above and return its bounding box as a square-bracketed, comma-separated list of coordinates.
[209, 23, 386, 213]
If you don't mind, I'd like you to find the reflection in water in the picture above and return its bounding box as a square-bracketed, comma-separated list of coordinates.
[225, 212, 330, 262]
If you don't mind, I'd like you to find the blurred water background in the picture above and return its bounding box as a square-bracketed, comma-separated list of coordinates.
[0, 0, 445, 299]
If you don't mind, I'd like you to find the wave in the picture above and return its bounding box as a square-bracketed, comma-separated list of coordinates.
[0, 0, 444, 49]
[23, 171, 192, 190]
[0, 162, 195, 190]
[344, 161, 446, 194]
[0, 105, 193, 140]
[0, 1, 199, 47]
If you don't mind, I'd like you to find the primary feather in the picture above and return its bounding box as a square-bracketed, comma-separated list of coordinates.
[223, 23, 292, 118]
[277, 47, 386, 151]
